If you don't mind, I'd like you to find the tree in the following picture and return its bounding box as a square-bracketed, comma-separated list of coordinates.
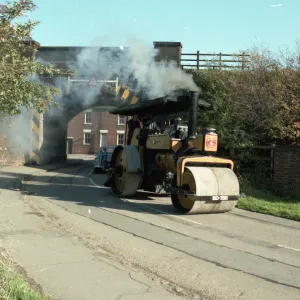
[0, 0, 72, 116]
[188, 43, 300, 148]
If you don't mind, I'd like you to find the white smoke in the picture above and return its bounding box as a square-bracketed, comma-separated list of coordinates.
[126, 38, 199, 98]
[0, 107, 32, 157]
[0, 71, 42, 159]
[0, 66, 58, 159]
[67, 37, 199, 104]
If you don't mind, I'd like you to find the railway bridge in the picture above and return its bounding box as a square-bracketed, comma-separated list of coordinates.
[24, 41, 183, 165]
[0, 40, 247, 166]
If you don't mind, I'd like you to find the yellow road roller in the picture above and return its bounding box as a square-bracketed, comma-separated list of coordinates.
[104, 91, 240, 214]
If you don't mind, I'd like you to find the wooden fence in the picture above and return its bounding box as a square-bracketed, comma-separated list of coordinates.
[218, 145, 300, 196]
[218, 145, 275, 176]
[181, 51, 250, 70]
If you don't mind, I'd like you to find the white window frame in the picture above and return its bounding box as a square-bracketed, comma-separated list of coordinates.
[118, 115, 126, 125]
[117, 130, 125, 145]
[84, 109, 92, 124]
[100, 130, 108, 147]
[83, 129, 91, 145]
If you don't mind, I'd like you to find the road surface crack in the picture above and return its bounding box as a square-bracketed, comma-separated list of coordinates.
[128, 271, 152, 292]
[114, 291, 161, 300]
[92, 256, 127, 272]
[26, 259, 94, 272]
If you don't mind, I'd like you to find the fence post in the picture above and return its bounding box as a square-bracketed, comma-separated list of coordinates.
[219, 52, 222, 70]
[242, 52, 245, 70]
[230, 148, 235, 157]
[270, 146, 275, 180]
[197, 51, 200, 69]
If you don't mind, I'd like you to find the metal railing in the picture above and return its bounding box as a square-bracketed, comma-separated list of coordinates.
[66, 76, 119, 96]
[181, 51, 250, 70]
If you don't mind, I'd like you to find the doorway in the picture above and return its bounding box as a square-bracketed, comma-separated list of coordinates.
[100, 130, 108, 147]
[67, 137, 73, 154]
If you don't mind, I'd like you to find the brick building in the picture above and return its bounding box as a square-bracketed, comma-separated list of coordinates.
[67, 108, 126, 154]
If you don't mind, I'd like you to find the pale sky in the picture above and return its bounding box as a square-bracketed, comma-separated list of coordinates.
[23, 0, 299, 54]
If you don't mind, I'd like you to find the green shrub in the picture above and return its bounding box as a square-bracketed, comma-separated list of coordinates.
[186, 43, 300, 149]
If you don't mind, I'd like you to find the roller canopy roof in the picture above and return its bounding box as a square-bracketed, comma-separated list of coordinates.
[109, 92, 210, 117]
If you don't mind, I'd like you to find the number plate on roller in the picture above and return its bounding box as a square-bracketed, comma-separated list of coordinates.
[212, 196, 228, 201]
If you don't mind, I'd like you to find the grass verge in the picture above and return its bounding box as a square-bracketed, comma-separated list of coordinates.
[237, 183, 300, 221]
[0, 251, 50, 300]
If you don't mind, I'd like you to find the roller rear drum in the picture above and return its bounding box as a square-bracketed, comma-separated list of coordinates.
[110, 146, 142, 197]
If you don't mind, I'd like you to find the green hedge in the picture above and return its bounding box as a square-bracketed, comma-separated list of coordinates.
[185, 48, 300, 149]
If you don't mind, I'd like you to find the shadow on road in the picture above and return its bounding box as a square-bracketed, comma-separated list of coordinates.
[0, 161, 182, 217]
[0, 158, 83, 190]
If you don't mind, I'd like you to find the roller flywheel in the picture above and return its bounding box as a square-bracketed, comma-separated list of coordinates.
[111, 149, 142, 197]
[171, 167, 240, 214]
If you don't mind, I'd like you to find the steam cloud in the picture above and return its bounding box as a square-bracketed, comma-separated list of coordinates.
[67, 38, 199, 106]
[0, 72, 48, 159]
[0, 37, 200, 160]
[0, 107, 32, 157]
[125, 38, 199, 97]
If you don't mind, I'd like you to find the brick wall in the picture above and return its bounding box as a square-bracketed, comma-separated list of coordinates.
[272, 146, 300, 196]
[100, 112, 126, 146]
[0, 135, 27, 166]
[67, 109, 126, 154]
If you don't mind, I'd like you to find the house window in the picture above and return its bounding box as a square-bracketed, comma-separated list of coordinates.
[117, 130, 125, 145]
[117, 133, 124, 145]
[118, 115, 125, 125]
[100, 130, 108, 147]
[83, 129, 91, 145]
[85, 111, 92, 124]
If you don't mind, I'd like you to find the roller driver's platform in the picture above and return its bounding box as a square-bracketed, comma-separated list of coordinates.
[104, 90, 240, 214]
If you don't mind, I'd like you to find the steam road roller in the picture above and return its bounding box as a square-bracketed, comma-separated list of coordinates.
[104, 91, 240, 214]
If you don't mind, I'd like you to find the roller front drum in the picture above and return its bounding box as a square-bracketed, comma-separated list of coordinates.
[171, 166, 240, 214]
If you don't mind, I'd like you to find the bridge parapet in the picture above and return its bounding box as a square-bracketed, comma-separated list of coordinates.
[65, 76, 141, 107]
[30, 41, 186, 165]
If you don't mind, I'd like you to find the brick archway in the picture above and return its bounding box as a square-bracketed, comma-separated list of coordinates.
[30, 80, 142, 165]
[6, 41, 183, 166]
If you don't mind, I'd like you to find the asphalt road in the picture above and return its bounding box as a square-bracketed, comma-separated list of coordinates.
[22, 156, 300, 300]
